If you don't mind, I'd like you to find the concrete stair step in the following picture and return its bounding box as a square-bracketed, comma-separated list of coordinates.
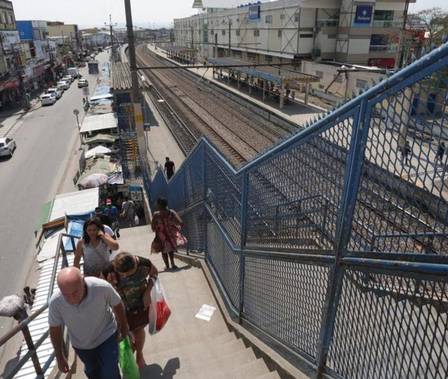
[147, 330, 235, 355]
[148, 336, 246, 364]
[227, 358, 271, 379]
[256, 371, 282, 379]
[173, 358, 270, 379]
[141, 346, 257, 377]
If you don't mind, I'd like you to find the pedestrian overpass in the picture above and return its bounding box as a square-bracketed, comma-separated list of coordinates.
[1, 42, 448, 378]
[150, 42, 448, 378]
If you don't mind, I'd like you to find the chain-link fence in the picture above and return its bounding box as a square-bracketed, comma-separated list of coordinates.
[149, 43, 448, 377]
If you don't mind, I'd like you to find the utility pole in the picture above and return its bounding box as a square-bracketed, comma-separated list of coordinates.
[109, 14, 114, 48]
[398, 0, 410, 68]
[124, 0, 147, 177]
[105, 14, 116, 60]
[228, 18, 231, 56]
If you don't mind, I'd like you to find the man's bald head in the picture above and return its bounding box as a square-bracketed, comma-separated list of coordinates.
[57, 267, 85, 305]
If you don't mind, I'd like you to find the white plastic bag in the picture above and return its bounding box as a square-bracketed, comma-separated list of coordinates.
[147, 278, 171, 335]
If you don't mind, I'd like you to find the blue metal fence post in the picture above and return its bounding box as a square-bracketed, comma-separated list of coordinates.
[202, 143, 208, 255]
[316, 99, 373, 377]
[238, 171, 249, 324]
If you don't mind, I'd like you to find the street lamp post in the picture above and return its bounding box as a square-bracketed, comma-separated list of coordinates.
[73, 108, 80, 130]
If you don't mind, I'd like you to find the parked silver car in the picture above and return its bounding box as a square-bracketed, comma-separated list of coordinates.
[47, 87, 62, 99]
[57, 80, 69, 90]
[40, 93, 57, 106]
[0, 137, 16, 157]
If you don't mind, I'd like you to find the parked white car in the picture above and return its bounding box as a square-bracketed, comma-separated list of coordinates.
[77, 79, 89, 88]
[0, 137, 16, 157]
[41, 93, 57, 106]
[46, 87, 62, 99]
[57, 80, 69, 90]
[62, 75, 73, 84]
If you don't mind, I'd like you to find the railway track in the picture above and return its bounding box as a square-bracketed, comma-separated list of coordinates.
[136, 45, 296, 166]
[134, 45, 444, 257]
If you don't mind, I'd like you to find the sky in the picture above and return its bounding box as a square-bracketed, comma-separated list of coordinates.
[9, 0, 448, 29]
[10, 0, 197, 28]
[409, 0, 448, 13]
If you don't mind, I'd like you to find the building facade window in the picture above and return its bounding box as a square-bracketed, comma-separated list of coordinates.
[356, 79, 368, 88]
[222, 29, 226, 36]
[280, 14, 285, 20]
[265, 15, 272, 24]
[254, 29, 260, 37]
[294, 13, 300, 22]
[247, 52, 257, 60]
[373, 10, 396, 27]
[278, 30, 282, 38]
[315, 70, 324, 79]
[236, 29, 240, 36]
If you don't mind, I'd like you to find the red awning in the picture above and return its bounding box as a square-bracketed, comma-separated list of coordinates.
[0, 78, 19, 91]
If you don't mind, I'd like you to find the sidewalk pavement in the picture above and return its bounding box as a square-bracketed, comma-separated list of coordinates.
[0, 99, 41, 139]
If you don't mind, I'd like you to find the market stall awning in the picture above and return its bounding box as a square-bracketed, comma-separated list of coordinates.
[84, 133, 118, 145]
[49, 188, 99, 222]
[77, 156, 123, 187]
[85, 145, 112, 159]
[80, 112, 118, 134]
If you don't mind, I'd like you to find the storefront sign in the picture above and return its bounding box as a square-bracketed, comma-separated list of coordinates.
[248, 5, 260, 21]
[128, 185, 143, 201]
[354, 5, 373, 26]
[0, 30, 20, 52]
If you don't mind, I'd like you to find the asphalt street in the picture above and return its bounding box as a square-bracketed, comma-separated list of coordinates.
[0, 53, 108, 336]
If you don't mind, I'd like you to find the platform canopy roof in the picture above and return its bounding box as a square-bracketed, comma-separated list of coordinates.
[208, 57, 319, 87]
[166, 45, 197, 54]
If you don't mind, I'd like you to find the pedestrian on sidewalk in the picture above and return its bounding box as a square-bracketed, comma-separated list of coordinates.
[164, 157, 175, 180]
[120, 196, 136, 227]
[151, 197, 185, 270]
[103, 252, 158, 368]
[74, 218, 119, 277]
[436, 141, 446, 163]
[402, 140, 411, 165]
[49, 267, 129, 379]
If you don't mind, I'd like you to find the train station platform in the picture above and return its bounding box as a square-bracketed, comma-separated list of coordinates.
[146, 44, 322, 127]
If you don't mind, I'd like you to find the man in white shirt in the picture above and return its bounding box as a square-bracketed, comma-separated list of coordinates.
[49, 267, 129, 379]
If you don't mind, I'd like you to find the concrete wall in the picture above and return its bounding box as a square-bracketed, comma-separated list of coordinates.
[301, 59, 385, 99]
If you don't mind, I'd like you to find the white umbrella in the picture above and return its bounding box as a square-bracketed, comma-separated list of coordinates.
[79, 173, 109, 188]
[85, 145, 112, 159]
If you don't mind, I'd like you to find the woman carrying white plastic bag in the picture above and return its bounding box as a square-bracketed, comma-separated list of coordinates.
[148, 278, 171, 335]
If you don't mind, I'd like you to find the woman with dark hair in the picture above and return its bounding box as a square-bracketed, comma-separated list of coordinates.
[151, 197, 184, 270]
[103, 252, 158, 368]
[74, 218, 119, 277]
